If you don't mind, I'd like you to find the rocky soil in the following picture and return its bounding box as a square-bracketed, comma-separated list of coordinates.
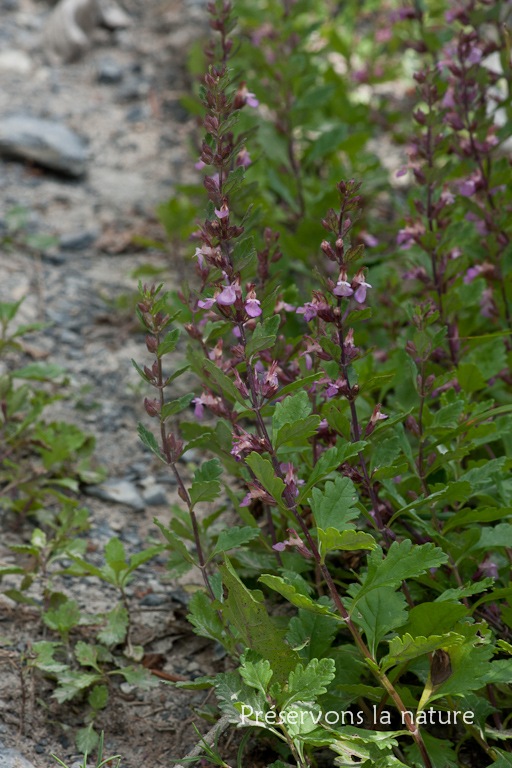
[0, 1, 241, 766]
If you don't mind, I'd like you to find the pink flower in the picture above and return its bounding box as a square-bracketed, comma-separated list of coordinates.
[192, 397, 204, 419]
[217, 284, 237, 306]
[195, 159, 206, 170]
[245, 286, 262, 317]
[215, 207, 229, 219]
[459, 180, 476, 197]
[463, 265, 483, 284]
[194, 247, 205, 268]
[352, 269, 372, 303]
[198, 297, 215, 309]
[246, 92, 259, 108]
[442, 87, 456, 109]
[236, 147, 252, 168]
[296, 302, 317, 321]
[272, 528, 313, 559]
[333, 280, 353, 298]
[245, 298, 262, 317]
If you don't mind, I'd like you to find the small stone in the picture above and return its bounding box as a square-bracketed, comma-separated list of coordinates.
[59, 230, 97, 251]
[142, 484, 167, 506]
[187, 661, 200, 672]
[125, 105, 148, 123]
[120, 682, 135, 695]
[34, 746, 44, 754]
[84, 479, 145, 511]
[0, 748, 37, 768]
[140, 593, 166, 607]
[129, 461, 149, 478]
[214, 642, 227, 660]
[97, 60, 123, 84]
[0, 50, 32, 75]
[0, 116, 88, 177]
[117, 77, 147, 102]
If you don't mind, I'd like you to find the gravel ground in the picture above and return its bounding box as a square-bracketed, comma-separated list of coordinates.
[0, 1, 241, 765]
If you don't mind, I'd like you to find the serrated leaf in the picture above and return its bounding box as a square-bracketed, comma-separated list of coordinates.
[382, 632, 464, 672]
[402, 602, 468, 637]
[272, 391, 312, 433]
[189, 480, 221, 507]
[53, 671, 103, 703]
[188, 590, 225, 645]
[76, 724, 99, 755]
[194, 458, 223, 483]
[287, 608, 339, 661]
[317, 528, 376, 562]
[350, 587, 408, 657]
[219, 557, 300, 685]
[74, 641, 101, 672]
[300, 442, 367, 499]
[245, 453, 285, 506]
[115, 666, 158, 689]
[274, 414, 321, 449]
[137, 422, 163, 460]
[282, 658, 336, 708]
[88, 684, 108, 710]
[153, 519, 193, 561]
[240, 658, 273, 695]
[354, 541, 448, 600]
[97, 603, 129, 646]
[213, 526, 261, 556]
[310, 476, 360, 531]
[203, 358, 246, 404]
[260, 574, 337, 617]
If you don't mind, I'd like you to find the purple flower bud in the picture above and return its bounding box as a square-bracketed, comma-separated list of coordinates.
[459, 180, 476, 197]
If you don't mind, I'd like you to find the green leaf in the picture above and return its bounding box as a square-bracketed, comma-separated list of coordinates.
[282, 658, 336, 708]
[189, 480, 221, 507]
[97, 603, 129, 646]
[272, 391, 312, 433]
[115, 666, 158, 689]
[382, 632, 464, 672]
[157, 328, 180, 356]
[153, 519, 194, 561]
[75, 641, 101, 672]
[300, 442, 367, 498]
[13, 363, 65, 380]
[287, 606, 339, 661]
[213, 526, 261, 556]
[88, 684, 108, 710]
[354, 541, 448, 600]
[137, 422, 163, 460]
[219, 557, 300, 685]
[245, 453, 285, 506]
[202, 358, 247, 404]
[405, 732, 458, 768]
[457, 363, 487, 394]
[31, 641, 68, 674]
[274, 415, 321, 449]
[239, 657, 273, 695]
[402, 602, 468, 637]
[310, 476, 359, 531]
[161, 393, 194, 419]
[350, 587, 408, 657]
[260, 574, 337, 618]
[194, 459, 223, 483]
[76, 724, 99, 755]
[53, 671, 103, 703]
[188, 590, 225, 645]
[317, 528, 376, 562]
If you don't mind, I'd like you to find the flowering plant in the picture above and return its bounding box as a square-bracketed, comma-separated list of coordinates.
[134, 1, 512, 766]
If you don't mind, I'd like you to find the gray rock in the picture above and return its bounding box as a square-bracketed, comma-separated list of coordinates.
[142, 483, 167, 506]
[0, 748, 37, 768]
[1, 0, 19, 10]
[0, 116, 87, 176]
[59, 230, 97, 250]
[97, 60, 123, 84]
[84, 479, 145, 511]
[140, 593, 167, 606]
[117, 77, 147, 102]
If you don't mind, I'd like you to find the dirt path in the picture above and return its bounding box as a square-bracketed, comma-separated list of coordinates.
[0, 2, 233, 765]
